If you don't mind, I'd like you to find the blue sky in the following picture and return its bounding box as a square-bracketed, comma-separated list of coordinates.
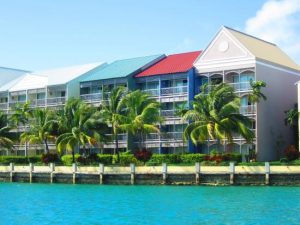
[0, 0, 299, 71]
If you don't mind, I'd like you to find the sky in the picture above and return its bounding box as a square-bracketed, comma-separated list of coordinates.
[0, 0, 299, 71]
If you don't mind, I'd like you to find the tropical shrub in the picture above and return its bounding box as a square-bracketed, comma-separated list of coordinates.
[147, 154, 182, 165]
[41, 153, 60, 164]
[134, 149, 152, 163]
[284, 145, 299, 161]
[180, 154, 207, 163]
[97, 154, 113, 165]
[61, 154, 81, 166]
[114, 154, 141, 166]
[0, 155, 41, 165]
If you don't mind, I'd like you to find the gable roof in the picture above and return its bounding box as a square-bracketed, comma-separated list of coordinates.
[225, 26, 300, 71]
[81, 54, 165, 82]
[135, 51, 201, 77]
[9, 74, 48, 92]
[32, 62, 106, 86]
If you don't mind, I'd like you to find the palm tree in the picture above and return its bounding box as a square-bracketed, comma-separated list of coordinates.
[183, 83, 254, 147]
[120, 90, 162, 150]
[20, 108, 57, 154]
[0, 111, 14, 151]
[248, 80, 267, 103]
[99, 86, 128, 159]
[285, 104, 299, 149]
[56, 99, 108, 163]
[10, 102, 33, 156]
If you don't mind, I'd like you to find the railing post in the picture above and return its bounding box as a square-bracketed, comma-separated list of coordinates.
[229, 162, 235, 185]
[195, 162, 200, 184]
[130, 163, 135, 185]
[72, 163, 77, 184]
[265, 162, 270, 185]
[50, 163, 55, 183]
[9, 163, 14, 182]
[162, 163, 167, 184]
[29, 163, 34, 183]
[99, 163, 104, 184]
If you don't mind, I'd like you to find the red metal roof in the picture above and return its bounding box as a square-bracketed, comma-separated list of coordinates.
[135, 51, 201, 77]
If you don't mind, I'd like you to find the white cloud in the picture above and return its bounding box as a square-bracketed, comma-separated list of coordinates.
[245, 0, 300, 65]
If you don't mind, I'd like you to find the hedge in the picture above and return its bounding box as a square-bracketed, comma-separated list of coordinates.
[61, 154, 81, 166]
[97, 154, 113, 165]
[0, 155, 41, 165]
[113, 154, 142, 166]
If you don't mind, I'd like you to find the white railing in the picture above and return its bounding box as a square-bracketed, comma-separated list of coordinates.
[46, 97, 66, 106]
[143, 89, 159, 97]
[161, 109, 175, 118]
[29, 99, 46, 107]
[228, 82, 252, 92]
[240, 105, 256, 115]
[80, 93, 102, 102]
[9, 101, 26, 108]
[145, 132, 184, 142]
[0, 102, 8, 110]
[161, 86, 188, 96]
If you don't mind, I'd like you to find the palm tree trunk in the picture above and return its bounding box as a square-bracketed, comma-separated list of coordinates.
[115, 133, 120, 162]
[72, 150, 75, 163]
[44, 139, 49, 154]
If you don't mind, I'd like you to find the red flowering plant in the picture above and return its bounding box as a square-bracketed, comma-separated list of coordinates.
[284, 145, 299, 161]
[134, 149, 152, 164]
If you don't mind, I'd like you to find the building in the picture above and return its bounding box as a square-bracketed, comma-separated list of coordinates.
[135, 51, 201, 153]
[194, 26, 300, 161]
[79, 54, 165, 152]
[1, 26, 300, 160]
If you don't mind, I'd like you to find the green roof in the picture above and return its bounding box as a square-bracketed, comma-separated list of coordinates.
[81, 54, 164, 82]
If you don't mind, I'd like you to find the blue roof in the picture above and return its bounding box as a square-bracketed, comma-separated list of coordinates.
[81, 54, 165, 82]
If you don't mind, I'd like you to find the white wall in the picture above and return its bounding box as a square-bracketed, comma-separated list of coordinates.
[256, 63, 300, 161]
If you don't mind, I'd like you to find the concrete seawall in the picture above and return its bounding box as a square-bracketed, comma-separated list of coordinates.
[0, 163, 300, 185]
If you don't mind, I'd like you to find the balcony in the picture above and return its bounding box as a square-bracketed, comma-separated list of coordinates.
[46, 97, 66, 106]
[228, 82, 252, 92]
[232, 129, 256, 140]
[161, 109, 176, 118]
[143, 89, 159, 97]
[161, 86, 188, 96]
[145, 132, 184, 142]
[0, 102, 8, 110]
[240, 105, 256, 115]
[29, 99, 46, 108]
[80, 93, 102, 103]
[9, 101, 26, 108]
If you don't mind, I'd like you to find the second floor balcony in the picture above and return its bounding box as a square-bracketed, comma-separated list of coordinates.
[228, 82, 252, 92]
[46, 97, 66, 106]
[0, 102, 8, 110]
[240, 105, 256, 115]
[161, 86, 188, 96]
[81, 93, 102, 103]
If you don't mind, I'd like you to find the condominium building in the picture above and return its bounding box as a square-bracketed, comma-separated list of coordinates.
[194, 26, 300, 161]
[1, 26, 299, 160]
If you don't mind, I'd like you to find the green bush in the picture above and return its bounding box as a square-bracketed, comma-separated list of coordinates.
[147, 154, 182, 165]
[114, 154, 142, 166]
[180, 154, 207, 163]
[61, 154, 81, 166]
[0, 155, 41, 165]
[97, 154, 113, 165]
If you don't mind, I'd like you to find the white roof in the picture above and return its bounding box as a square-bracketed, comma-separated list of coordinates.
[9, 74, 48, 92]
[0, 62, 105, 93]
[32, 62, 105, 86]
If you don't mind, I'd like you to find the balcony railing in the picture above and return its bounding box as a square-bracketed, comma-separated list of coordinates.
[80, 93, 102, 102]
[9, 101, 26, 108]
[143, 89, 159, 97]
[161, 86, 188, 96]
[240, 105, 256, 115]
[161, 109, 176, 118]
[29, 99, 46, 107]
[46, 97, 66, 106]
[145, 132, 184, 142]
[0, 103, 8, 110]
[228, 82, 252, 92]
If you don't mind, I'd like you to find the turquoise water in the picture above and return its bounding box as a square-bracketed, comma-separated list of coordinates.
[0, 184, 300, 225]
